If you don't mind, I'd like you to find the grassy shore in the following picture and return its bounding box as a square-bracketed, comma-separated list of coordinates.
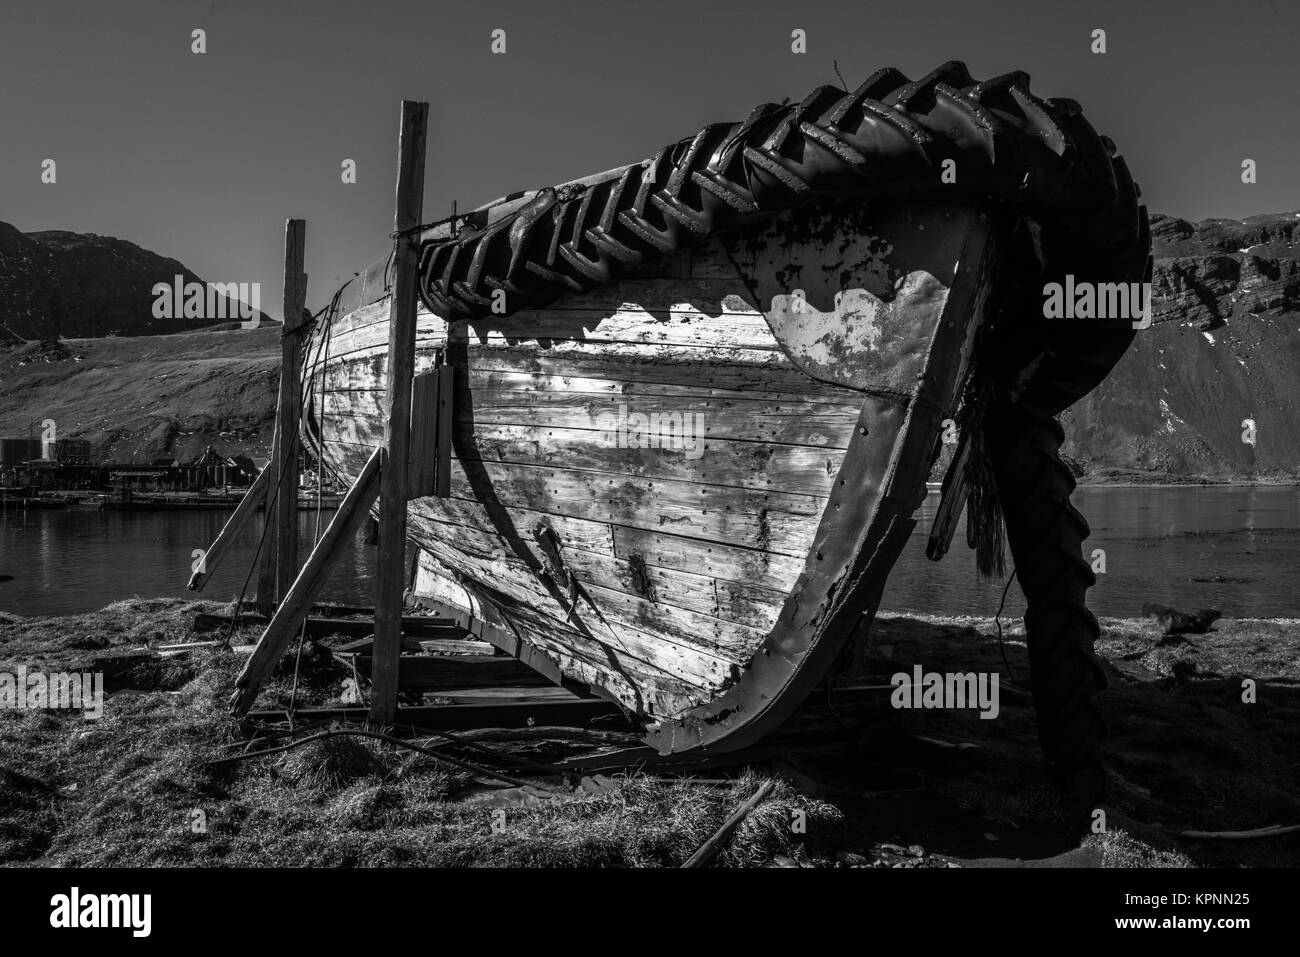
[1, 599, 1296, 868]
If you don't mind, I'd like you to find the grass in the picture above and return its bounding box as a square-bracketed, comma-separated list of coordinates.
[3, 599, 1294, 867]
[0, 598, 840, 867]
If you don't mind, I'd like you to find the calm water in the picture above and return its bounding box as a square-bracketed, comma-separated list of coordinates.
[890, 485, 1300, 620]
[0, 507, 378, 617]
[0, 487, 1297, 619]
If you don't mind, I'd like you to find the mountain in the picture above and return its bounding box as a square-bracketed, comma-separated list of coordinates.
[0, 221, 271, 339]
[1062, 210, 1300, 481]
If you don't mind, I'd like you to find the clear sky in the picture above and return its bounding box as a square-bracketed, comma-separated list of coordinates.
[2, 0, 1295, 320]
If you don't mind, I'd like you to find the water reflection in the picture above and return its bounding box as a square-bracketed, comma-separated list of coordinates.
[0, 507, 380, 616]
[887, 485, 1300, 619]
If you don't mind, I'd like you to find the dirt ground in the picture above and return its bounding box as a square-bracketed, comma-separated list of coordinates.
[1, 598, 1296, 867]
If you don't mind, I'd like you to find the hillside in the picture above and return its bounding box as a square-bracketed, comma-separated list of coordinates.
[0, 328, 280, 463]
[0, 221, 271, 340]
[1062, 210, 1300, 480]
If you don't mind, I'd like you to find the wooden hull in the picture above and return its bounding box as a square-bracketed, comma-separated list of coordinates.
[302, 197, 998, 752]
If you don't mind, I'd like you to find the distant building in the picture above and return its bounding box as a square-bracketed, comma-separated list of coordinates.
[185, 446, 257, 488]
[110, 447, 257, 493]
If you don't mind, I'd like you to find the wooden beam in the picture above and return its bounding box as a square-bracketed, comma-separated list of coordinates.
[186, 461, 273, 590]
[408, 371, 438, 497]
[193, 612, 466, 640]
[352, 654, 550, 690]
[275, 219, 309, 602]
[434, 359, 452, 498]
[255, 416, 281, 615]
[371, 100, 429, 725]
[680, 779, 775, 868]
[407, 364, 453, 498]
[248, 697, 623, 730]
[926, 425, 972, 562]
[230, 447, 382, 716]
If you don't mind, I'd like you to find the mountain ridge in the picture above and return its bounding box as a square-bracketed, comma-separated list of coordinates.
[0, 221, 272, 340]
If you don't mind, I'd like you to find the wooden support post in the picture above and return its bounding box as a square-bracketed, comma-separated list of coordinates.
[255, 417, 280, 616]
[370, 100, 428, 725]
[925, 426, 972, 562]
[276, 220, 308, 601]
[256, 220, 309, 614]
[187, 461, 273, 591]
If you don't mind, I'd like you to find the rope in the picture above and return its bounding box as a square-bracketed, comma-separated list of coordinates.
[221, 436, 299, 648]
[223, 280, 340, 654]
[993, 567, 1019, 683]
[387, 205, 468, 242]
[288, 284, 340, 723]
[402, 723, 567, 777]
[205, 727, 554, 794]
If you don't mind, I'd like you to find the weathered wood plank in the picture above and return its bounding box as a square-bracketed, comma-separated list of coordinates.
[410, 492, 791, 602]
[322, 386, 862, 449]
[415, 495, 616, 555]
[406, 504, 785, 632]
[313, 345, 855, 403]
[611, 524, 803, 593]
[276, 218, 309, 603]
[187, 461, 272, 590]
[351, 654, 549, 689]
[461, 589, 712, 718]
[578, 579, 768, 655]
[372, 99, 429, 725]
[321, 413, 845, 496]
[414, 556, 713, 716]
[412, 531, 749, 679]
[255, 415, 282, 615]
[327, 300, 780, 357]
[412, 519, 769, 662]
[459, 367, 862, 407]
[321, 341, 796, 397]
[319, 438, 822, 556]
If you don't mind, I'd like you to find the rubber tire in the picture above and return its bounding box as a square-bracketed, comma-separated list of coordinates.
[985, 396, 1108, 823]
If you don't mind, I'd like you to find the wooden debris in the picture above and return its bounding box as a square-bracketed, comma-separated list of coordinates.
[246, 693, 624, 730]
[352, 654, 549, 690]
[1176, 823, 1300, 840]
[186, 463, 272, 591]
[681, 779, 775, 868]
[194, 612, 462, 640]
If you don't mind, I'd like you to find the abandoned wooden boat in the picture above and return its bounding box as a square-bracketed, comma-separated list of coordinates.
[262, 63, 1148, 813]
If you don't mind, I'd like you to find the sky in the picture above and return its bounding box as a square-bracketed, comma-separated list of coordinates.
[1, 0, 1296, 320]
